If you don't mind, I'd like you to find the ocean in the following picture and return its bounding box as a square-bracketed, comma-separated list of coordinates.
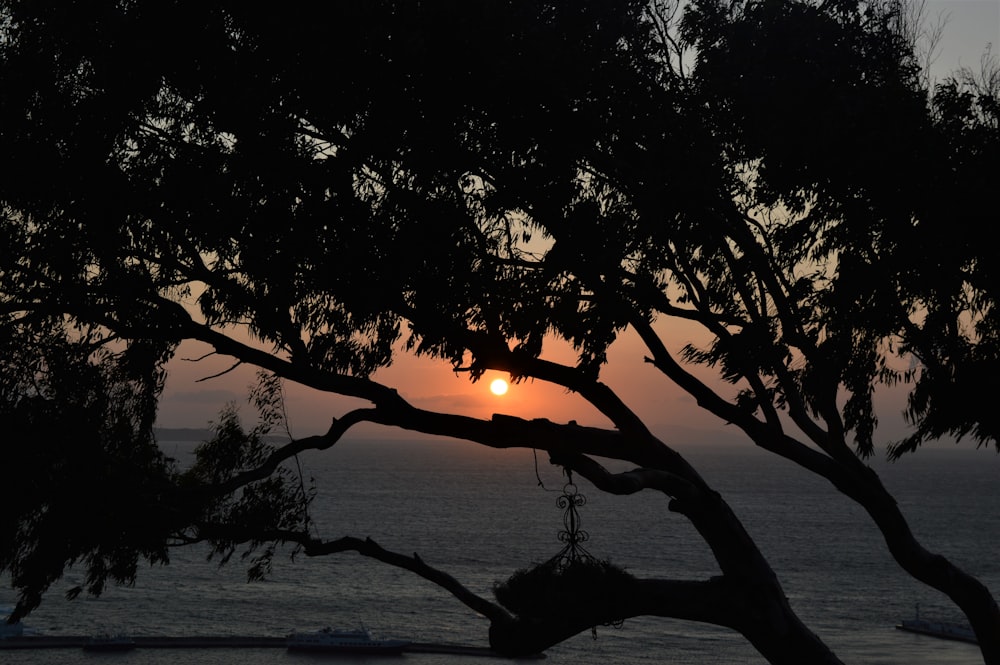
[3, 437, 997, 664]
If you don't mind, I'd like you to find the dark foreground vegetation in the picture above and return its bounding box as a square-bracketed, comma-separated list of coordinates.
[1, 1, 998, 662]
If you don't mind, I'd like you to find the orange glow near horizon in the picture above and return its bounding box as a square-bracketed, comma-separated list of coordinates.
[155, 323, 727, 442]
[159, 318, 919, 445]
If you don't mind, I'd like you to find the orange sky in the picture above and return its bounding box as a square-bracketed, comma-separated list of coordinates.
[155, 323, 723, 441]
[156, 315, 918, 448]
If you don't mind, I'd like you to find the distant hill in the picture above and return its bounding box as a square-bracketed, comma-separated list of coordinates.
[154, 427, 289, 444]
[154, 427, 212, 442]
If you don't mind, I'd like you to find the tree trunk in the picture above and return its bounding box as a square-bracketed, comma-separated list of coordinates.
[858, 469, 1000, 664]
[729, 579, 845, 665]
[524, 457, 847, 664]
[486, 573, 845, 664]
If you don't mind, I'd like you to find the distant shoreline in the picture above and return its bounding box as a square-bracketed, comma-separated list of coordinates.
[0, 635, 528, 657]
[153, 427, 451, 444]
[154, 427, 212, 442]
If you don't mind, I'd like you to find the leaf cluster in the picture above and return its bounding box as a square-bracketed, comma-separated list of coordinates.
[184, 399, 314, 580]
[0, 319, 178, 620]
[493, 558, 634, 621]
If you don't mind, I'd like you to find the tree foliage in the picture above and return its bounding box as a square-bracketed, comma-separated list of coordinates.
[0, 320, 175, 617]
[1, 0, 998, 662]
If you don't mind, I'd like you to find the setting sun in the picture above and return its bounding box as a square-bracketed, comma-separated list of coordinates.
[489, 378, 509, 396]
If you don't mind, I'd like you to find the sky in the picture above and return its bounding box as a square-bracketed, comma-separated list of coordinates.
[923, 0, 998, 77]
[157, 321, 729, 441]
[154, 0, 998, 444]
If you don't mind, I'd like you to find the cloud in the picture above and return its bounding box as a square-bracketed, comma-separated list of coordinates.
[409, 393, 492, 410]
[164, 389, 243, 403]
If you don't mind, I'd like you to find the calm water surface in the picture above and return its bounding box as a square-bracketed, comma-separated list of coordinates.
[3, 438, 997, 664]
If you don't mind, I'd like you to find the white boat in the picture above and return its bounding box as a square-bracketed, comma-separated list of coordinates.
[287, 625, 410, 653]
[83, 633, 137, 651]
[896, 604, 978, 644]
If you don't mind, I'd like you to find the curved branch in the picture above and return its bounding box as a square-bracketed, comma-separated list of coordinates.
[629, 314, 847, 477]
[397, 300, 658, 441]
[547, 450, 699, 501]
[191, 523, 513, 626]
[629, 305, 1000, 657]
[203, 412, 368, 496]
[118, 295, 408, 407]
[310, 535, 511, 625]
[194, 360, 243, 382]
[549, 450, 767, 577]
[188, 524, 769, 658]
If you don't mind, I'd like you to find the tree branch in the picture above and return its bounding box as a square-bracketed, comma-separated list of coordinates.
[190, 522, 746, 657]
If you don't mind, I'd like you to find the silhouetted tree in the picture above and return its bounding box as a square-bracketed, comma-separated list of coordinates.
[1, 1, 997, 663]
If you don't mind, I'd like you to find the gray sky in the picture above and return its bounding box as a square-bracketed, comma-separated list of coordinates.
[925, 0, 998, 79]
